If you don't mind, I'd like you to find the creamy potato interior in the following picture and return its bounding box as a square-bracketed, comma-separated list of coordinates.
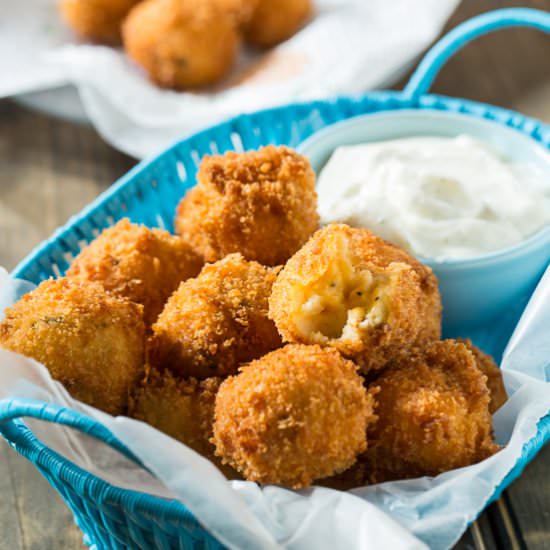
[294, 245, 389, 342]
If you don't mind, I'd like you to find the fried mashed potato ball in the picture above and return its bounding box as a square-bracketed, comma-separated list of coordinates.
[212, 344, 377, 488]
[364, 340, 500, 483]
[66, 219, 202, 326]
[269, 224, 442, 373]
[458, 338, 507, 413]
[148, 253, 282, 379]
[129, 369, 240, 477]
[244, 0, 313, 48]
[122, 0, 241, 89]
[59, 0, 141, 44]
[0, 278, 145, 415]
[175, 145, 319, 266]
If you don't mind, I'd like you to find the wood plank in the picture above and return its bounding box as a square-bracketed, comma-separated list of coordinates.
[454, 516, 501, 550]
[0, 440, 24, 550]
[505, 444, 550, 550]
[4, 441, 85, 550]
[0, 101, 133, 272]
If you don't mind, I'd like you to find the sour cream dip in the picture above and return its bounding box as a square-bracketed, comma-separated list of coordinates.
[317, 135, 550, 260]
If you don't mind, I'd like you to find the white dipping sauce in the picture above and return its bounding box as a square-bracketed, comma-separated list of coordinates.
[317, 135, 550, 260]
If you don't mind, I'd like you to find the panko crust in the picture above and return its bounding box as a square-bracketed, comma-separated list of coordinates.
[212, 344, 377, 488]
[175, 145, 319, 266]
[148, 253, 282, 379]
[364, 340, 499, 483]
[59, 0, 141, 44]
[122, 0, 241, 89]
[0, 278, 145, 415]
[458, 338, 507, 413]
[244, 0, 313, 48]
[66, 219, 203, 326]
[269, 224, 442, 373]
[129, 369, 239, 478]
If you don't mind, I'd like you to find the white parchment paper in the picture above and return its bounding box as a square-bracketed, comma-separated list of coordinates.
[1, 0, 460, 158]
[1, 265, 550, 549]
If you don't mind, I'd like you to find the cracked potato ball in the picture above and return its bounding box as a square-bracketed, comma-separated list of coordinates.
[269, 224, 442, 373]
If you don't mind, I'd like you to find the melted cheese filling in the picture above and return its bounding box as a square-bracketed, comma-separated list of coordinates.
[294, 248, 388, 342]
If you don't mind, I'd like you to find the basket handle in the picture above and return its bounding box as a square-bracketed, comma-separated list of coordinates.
[404, 7, 550, 100]
[0, 398, 144, 468]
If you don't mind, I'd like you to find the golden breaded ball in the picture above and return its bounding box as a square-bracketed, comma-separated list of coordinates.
[59, 0, 141, 44]
[129, 369, 239, 477]
[175, 146, 319, 266]
[122, 0, 241, 89]
[244, 0, 312, 48]
[129, 369, 220, 458]
[212, 344, 376, 489]
[365, 340, 499, 483]
[458, 338, 507, 413]
[66, 219, 202, 326]
[269, 224, 442, 373]
[215, 0, 258, 26]
[0, 278, 145, 415]
[148, 253, 282, 378]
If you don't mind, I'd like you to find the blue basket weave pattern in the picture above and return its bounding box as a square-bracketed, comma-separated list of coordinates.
[2, 8, 550, 549]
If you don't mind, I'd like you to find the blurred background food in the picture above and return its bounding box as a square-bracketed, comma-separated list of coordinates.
[0, 0, 460, 157]
[60, 0, 314, 89]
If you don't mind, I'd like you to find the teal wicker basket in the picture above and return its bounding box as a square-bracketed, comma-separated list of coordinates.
[2, 8, 550, 549]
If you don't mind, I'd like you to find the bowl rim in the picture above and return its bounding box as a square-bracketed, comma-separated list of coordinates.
[297, 108, 550, 269]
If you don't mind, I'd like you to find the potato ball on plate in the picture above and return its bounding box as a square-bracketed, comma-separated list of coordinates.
[364, 340, 499, 483]
[129, 369, 240, 477]
[212, 344, 377, 489]
[269, 223, 442, 373]
[244, 0, 313, 48]
[458, 338, 507, 413]
[66, 219, 203, 327]
[148, 253, 282, 379]
[122, 0, 241, 89]
[0, 278, 145, 415]
[175, 145, 319, 266]
[59, 0, 141, 44]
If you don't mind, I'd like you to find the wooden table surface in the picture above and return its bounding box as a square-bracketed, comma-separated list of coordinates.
[1, 1, 550, 548]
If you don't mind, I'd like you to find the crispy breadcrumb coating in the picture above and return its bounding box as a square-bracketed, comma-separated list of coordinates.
[458, 338, 507, 413]
[269, 224, 442, 373]
[212, 344, 377, 488]
[129, 369, 240, 478]
[148, 253, 282, 378]
[0, 278, 145, 415]
[175, 146, 319, 266]
[364, 340, 499, 482]
[66, 219, 202, 327]
[244, 0, 312, 48]
[122, 0, 241, 89]
[59, 0, 141, 44]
